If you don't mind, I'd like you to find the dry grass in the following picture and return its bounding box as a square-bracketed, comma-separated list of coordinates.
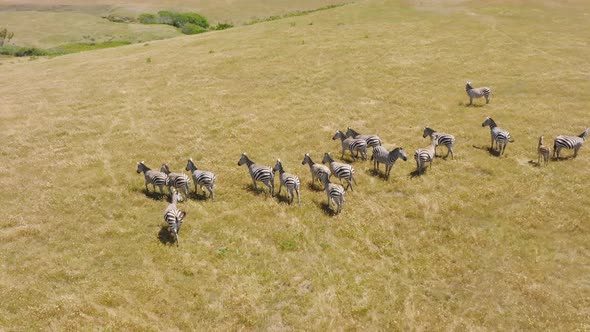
[0, 0, 589, 330]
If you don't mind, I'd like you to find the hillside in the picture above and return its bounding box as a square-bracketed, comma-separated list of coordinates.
[0, 0, 589, 330]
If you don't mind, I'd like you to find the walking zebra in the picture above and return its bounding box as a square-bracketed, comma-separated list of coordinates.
[272, 159, 300, 205]
[371, 146, 407, 178]
[423, 127, 456, 160]
[414, 138, 438, 173]
[322, 152, 357, 191]
[553, 128, 589, 159]
[538, 136, 551, 166]
[301, 153, 331, 187]
[160, 164, 190, 200]
[319, 173, 345, 214]
[237, 153, 274, 196]
[481, 117, 513, 156]
[164, 188, 186, 245]
[332, 130, 368, 161]
[185, 159, 216, 200]
[136, 161, 167, 194]
[345, 127, 382, 148]
[466, 81, 491, 105]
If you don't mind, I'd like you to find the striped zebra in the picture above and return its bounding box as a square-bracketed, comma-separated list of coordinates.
[423, 127, 456, 160]
[553, 128, 589, 159]
[345, 127, 382, 148]
[301, 153, 331, 187]
[185, 158, 216, 200]
[466, 81, 491, 105]
[321, 152, 357, 191]
[319, 172, 345, 214]
[332, 130, 368, 160]
[481, 117, 513, 156]
[272, 159, 301, 205]
[160, 164, 190, 200]
[414, 138, 438, 173]
[237, 153, 274, 196]
[164, 189, 186, 245]
[371, 146, 407, 178]
[538, 136, 551, 166]
[136, 161, 167, 194]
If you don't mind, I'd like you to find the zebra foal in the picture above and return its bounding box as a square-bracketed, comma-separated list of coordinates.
[332, 130, 368, 161]
[237, 153, 274, 196]
[272, 159, 300, 205]
[160, 164, 190, 200]
[185, 159, 216, 200]
[423, 127, 455, 160]
[414, 138, 437, 174]
[164, 189, 186, 245]
[537, 136, 551, 166]
[371, 146, 407, 178]
[301, 153, 331, 187]
[322, 152, 357, 191]
[481, 117, 513, 156]
[466, 81, 491, 105]
[553, 128, 589, 159]
[320, 173, 345, 214]
[136, 161, 167, 194]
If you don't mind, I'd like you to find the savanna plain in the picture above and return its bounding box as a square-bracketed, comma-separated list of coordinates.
[0, 0, 589, 330]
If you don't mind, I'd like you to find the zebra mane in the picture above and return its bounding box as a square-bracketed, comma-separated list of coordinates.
[579, 128, 589, 139]
[139, 161, 151, 171]
[465, 81, 473, 90]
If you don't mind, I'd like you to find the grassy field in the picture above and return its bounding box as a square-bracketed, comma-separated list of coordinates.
[1, 0, 589, 330]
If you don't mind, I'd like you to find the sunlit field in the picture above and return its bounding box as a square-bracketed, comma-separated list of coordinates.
[0, 0, 589, 330]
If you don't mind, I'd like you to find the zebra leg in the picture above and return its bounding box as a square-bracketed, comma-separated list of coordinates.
[145, 182, 150, 192]
[485, 95, 490, 104]
[207, 186, 214, 199]
[296, 188, 300, 205]
[194, 182, 199, 195]
[287, 187, 293, 204]
[574, 147, 579, 158]
[449, 146, 454, 160]
[469, 97, 473, 105]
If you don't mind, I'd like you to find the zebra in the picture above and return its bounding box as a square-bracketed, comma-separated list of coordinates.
[136, 161, 167, 194]
[345, 127, 382, 148]
[423, 127, 456, 160]
[371, 146, 407, 178]
[319, 172, 345, 214]
[414, 138, 438, 173]
[466, 81, 491, 105]
[160, 164, 190, 200]
[272, 159, 300, 205]
[164, 188, 186, 245]
[237, 152, 274, 196]
[332, 130, 368, 160]
[553, 128, 589, 159]
[321, 152, 357, 191]
[301, 153, 331, 187]
[185, 158, 216, 200]
[481, 117, 513, 156]
[538, 136, 551, 166]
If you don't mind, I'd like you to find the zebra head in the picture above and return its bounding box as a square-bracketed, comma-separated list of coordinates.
[345, 127, 359, 138]
[465, 81, 473, 91]
[482, 116, 496, 128]
[185, 158, 197, 172]
[393, 147, 408, 161]
[160, 164, 171, 175]
[423, 127, 435, 138]
[579, 128, 589, 140]
[273, 159, 284, 173]
[538, 136, 545, 146]
[322, 152, 334, 164]
[136, 161, 148, 174]
[302, 153, 312, 165]
[332, 130, 345, 141]
[237, 152, 251, 166]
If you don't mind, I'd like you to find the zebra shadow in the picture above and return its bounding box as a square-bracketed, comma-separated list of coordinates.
[275, 192, 293, 205]
[307, 182, 324, 192]
[244, 184, 273, 197]
[472, 145, 501, 157]
[459, 101, 486, 108]
[157, 226, 177, 245]
[409, 169, 428, 178]
[189, 191, 210, 201]
[552, 156, 575, 162]
[315, 200, 340, 216]
[143, 190, 167, 201]
[368, 169, 389, 180]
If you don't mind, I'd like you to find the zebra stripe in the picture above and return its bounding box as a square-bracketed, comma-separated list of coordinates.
[164, 189, 186, 245]
[136, 161, 167, 194]
[319, 172, 345, 214]
[272, 159, 300, 205]
[185, 159, 217, 199]
[538, 135, 551, 166]
[301, 153, 331, 187]
[237, 153, 274, 196]
[322, 153, 357, 191]
[345, 127, 382, 148]
[553, 128, 589, 159]
[482, 117, 513, 156]
[371, 146, 407, 178]
[332, 130, 368, 160]
[414, 139, 437, 173]
[423, 127, 456, 159]
[466, 81, 491, 105]
[160, 164, 190, 200]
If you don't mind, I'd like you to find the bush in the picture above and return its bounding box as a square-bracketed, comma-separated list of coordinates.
[138, 13, 158, 24]
[0, 45, 50, 57]
[213, 22, 233, 31]
[139, 11, 210, 32]
[181, 23, 207, 35]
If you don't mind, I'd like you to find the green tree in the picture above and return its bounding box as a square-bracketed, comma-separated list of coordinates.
[0, 27, 14, 47]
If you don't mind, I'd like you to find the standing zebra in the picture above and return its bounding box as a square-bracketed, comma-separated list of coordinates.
[423, 127, 456, 160]
[414, 138, 438, 174]
[332, 130, 368, 161]
[466, 81, 491, 105]
[322, 152, 357, 191]
[553, 128, 589, 159]
[185, 159, 216, 200]
[272, 159, 301, 205]
[136, 161, 167, 194]
[371, 146, 407, 178]
[345, 127, 382, 148]
[481, 117, 513, 156]
[237, 153, 274, 196]
[164, 188, 186, 245]
[538, 136, 551, 166]
[320, 173, 345, 214]
[301, 153, 331, 188]
[160, 164, 191, 200]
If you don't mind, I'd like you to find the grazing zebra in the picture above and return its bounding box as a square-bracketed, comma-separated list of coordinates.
[272, 159, 300, 205]
[319, 173, 345, 214]
[414, 138, 438, 173]
[321, 152, 357, 191]
[237, 153, 274, 196]
[345, 127, 382, 148]
[371, 146, 408, 178]
[136, 161, 167, 194]
[553, 128, 589, 159]
[538, 136, 551, 166]
[185, 159, 216, 200]
[423, 127, 456, 160]
[466, 81, 491, 105]
[332, 130, 368, 161]
[301, 153, 331, 187]
[164, 189, 186, 245]
[481, 117, 513, 156]
[160, 164, 190, 200]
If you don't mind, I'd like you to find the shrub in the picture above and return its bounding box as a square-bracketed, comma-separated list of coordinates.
[138, 13, 158, 24]
[213, 22, 233, 31]
[181, 23, 207, 35]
